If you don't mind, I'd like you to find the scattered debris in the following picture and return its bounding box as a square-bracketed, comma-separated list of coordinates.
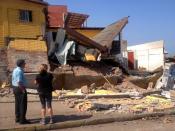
[62, 93, 175, 114]
[147, 82, 154, 90]
[81, 85, 95, 94]
[26, 88, 38, 94]
[57, 87, 174, 115]
[155, 63, 175, 90]
[75, 101, 117, 112]
[129, 69, 163, 89]
[1, 82, 10, 89]
[163, 116, 174, 123]
[0, 82, 11, 97]
[0, 88, 11, 97]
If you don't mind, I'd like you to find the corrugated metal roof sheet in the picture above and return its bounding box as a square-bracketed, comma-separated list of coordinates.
[92, 17, 129, 48]
[65, 12, 89, 28]
[48, 5, 68, 28]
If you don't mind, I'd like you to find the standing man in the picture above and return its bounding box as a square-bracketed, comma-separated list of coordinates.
[12, 59, 30, 124]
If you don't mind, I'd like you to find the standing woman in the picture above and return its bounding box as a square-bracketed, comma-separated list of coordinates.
[35, 64, 54, 125]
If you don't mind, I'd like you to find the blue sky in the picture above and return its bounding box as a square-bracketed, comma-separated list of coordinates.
[46, 0, 175, 55]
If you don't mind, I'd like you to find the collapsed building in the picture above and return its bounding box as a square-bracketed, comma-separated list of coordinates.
[47, 5, 129, 90]
[47, 5, 128, 67]
[0, 1, 129, 90]
[0, 0, 174, 116]
[0, 1, 166, 92]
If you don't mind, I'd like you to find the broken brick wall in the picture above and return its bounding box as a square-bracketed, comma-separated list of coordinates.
[7, 48, 49, 72]
[0, 48, 8, 84]
[7, 48, 49, 88]
[53, 73, 120, 90]
[52, 63, 122, 90]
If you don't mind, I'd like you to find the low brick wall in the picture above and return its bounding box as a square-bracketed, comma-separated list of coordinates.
[7, 48, 49, 72]
[52, 65, 122, 90]
[0, 48, 8, 83]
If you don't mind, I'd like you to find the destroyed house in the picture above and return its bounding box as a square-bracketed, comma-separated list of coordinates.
[47, 5, 129, 68]
[47, 6, 103, 39]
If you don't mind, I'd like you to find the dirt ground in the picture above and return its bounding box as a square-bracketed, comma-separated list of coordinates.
[0, 101, 92, 129]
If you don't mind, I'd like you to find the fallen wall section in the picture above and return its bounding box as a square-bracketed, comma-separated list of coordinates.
[52, 63, 122, 90]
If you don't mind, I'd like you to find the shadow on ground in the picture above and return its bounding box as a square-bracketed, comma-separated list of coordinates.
[29, 114, 92, 124]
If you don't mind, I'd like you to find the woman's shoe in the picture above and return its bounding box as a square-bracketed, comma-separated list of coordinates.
[49, 118, 54, 124]
[40, 118, 46, 125]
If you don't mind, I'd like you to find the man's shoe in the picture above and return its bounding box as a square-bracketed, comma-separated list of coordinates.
[19, 120, 31, 124]
[15, 119, 19, 123]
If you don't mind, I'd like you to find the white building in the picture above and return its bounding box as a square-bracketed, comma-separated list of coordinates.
[127, 40, 165, 71]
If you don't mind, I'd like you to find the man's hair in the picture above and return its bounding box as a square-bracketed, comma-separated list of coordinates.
[16, 59, 25, 67]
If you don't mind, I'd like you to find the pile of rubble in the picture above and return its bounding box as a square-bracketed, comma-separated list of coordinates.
[57, 89, 175, 114]
[74, 95, 174, 113]
[51, 64, 175, 114]
[52, 61, 123, 90]
[128, 67, 163, 89]
[0, 82, 12, 97]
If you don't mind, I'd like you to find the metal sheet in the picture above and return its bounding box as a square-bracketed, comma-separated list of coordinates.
[65, 27, 107, 52]
[65, 12, 89, 28]
[92, 17, 129, 48]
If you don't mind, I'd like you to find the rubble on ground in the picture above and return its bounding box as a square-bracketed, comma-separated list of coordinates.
[51, 64, 174, 114]
[0, 82, 11, 97]
[60, 93, 175, 114]
[129, 69, 163, 89]
[0, 88, 11, 97]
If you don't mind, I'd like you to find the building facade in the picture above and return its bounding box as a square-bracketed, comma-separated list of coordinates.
[127, 40, 165, 71]
[0, 0, 47, 47]
[0, 0, 48, 85]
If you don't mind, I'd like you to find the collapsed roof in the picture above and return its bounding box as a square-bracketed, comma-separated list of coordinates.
[65, 12, 89, 28]
[47, 6, 89, 28]
[65, 27, 107, 52]
[92, 17, 129, 48]
[65, 17, 129, 52]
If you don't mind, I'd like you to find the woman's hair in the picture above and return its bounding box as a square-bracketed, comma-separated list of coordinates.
[42, 64, 48, 70]
[39, 64, 48, 72]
